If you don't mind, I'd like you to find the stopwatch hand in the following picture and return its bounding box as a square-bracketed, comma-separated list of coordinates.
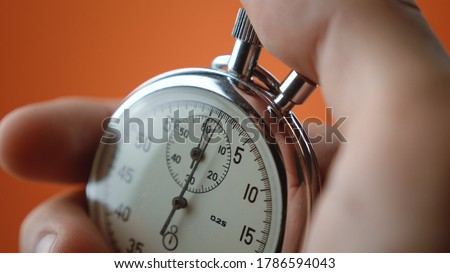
[160, 117, 220, 236]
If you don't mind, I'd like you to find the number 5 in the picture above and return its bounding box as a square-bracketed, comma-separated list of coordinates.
[233, 146, 244, 164]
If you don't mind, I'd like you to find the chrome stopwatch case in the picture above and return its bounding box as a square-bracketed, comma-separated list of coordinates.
[87, 9, 320, 253]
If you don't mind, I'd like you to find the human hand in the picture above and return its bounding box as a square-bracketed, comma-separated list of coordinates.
[242, 0, 450, 251]
[0, 98, 118, 252]
[1, 0, 449, 252]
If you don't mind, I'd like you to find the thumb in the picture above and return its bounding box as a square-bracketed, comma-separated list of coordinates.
[242, 1, 450, 252]
[241, 0, 449, 115]
[20, 190, 110, 252]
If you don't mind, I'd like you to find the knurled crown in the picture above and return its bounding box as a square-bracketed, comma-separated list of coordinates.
[232, 8, 262, 46]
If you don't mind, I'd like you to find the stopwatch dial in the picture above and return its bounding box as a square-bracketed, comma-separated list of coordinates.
[166, 115, 231, 193]
[87, 86, 285, 253]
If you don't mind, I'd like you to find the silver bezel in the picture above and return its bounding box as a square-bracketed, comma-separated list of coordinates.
[87, 67, 320, 252]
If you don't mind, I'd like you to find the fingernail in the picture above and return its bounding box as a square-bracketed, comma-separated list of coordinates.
[35, 233, 56, 253]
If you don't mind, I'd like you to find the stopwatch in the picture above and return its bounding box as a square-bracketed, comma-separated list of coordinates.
[87, 8, 320, 253]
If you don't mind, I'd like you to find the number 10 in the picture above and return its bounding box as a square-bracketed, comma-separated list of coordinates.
[243, 183, 259, 203]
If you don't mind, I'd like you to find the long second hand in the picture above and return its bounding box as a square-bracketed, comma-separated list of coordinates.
[160, 117, 221, 236]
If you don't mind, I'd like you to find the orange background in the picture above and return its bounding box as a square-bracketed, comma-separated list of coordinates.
[0, 1, 449, 252]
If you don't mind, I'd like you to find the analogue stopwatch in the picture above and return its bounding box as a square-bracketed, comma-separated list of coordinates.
[86, 8, 320, 253]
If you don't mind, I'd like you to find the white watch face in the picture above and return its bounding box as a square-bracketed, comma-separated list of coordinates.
[87, 85, 284, 252]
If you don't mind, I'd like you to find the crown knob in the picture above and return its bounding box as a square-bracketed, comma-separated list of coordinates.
[232, 8, 262, 46]
[227, 8, 262, 79]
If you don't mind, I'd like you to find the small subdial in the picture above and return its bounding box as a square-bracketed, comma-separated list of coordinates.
[166, 115, 231, 193]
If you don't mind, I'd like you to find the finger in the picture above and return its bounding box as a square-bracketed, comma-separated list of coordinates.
[0, 97, 119, 182]
[307, 123, 340, 182]
[281, 122, 340, 252]
[243, 0, 450, 252]
[20, 189, 110, 252]
[242, 0, 449, 115]
[241, 0, 333, 82]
